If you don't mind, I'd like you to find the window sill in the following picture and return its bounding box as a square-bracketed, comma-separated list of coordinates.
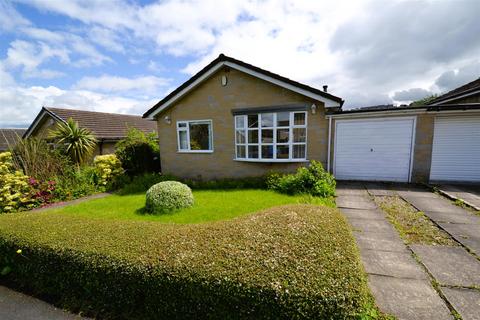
[177, 150, 214, 154]
[234, 158, 309, 163]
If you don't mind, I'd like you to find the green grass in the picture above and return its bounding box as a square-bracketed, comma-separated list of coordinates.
[42, 189, 334, 224]
[374, 196, 456, 246]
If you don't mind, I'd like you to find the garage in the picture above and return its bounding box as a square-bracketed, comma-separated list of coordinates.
[430, 116, 480, 182]
[333, 117, 415, 182]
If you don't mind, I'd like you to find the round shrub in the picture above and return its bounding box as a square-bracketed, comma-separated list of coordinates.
[145, 181, 194, 213]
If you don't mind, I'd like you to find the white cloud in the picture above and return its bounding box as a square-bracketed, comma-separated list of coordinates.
[74, 74, 170, 95]
[88, 26, 125, 53]
[0, 0, 30, 32]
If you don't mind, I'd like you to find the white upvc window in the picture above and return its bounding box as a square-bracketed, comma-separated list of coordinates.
[234, 111, 307, 162]
[176, 120, 213, 153]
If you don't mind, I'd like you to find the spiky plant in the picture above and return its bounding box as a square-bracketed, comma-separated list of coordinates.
[49, 118, 97, 165]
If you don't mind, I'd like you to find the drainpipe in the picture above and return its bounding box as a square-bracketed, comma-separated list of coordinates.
[327, 116, 332, 173]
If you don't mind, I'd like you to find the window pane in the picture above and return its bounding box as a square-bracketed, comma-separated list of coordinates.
[294, 113, 306, 125]
[277, 128, 289, 143]
[277, 112, 289, 127]
[235, 116, 245, 129]
[293, 128, 306, 142]
[277, 145, 289, 159]
[189, 123, 211, 150]
[179, 130, 188, 150]
[261, 113, 274, 127]
[293, 145, 306, 159]
[248, 145, 259, 158]
[236, 130, 245, 143]
[248, 114, 258, 128]
[261, 129, 273, 143]
[261, 145, 274, 159]
[248, 129, 258, 143]
[236, 145, 246, 158]
[178, 122, 187, 128]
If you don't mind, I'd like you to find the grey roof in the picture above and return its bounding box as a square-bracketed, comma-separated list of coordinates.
[0, 129, 26, 151]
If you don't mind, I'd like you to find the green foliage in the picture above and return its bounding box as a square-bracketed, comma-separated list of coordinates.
[93, 154, 124, 190]
[0, 205, 373, 319]
[0, 152, 33, 213]
[409, 94, 438, 107]
[49, 118, 97, 164]
[11, 137, 69, 181]
[145, 181, 194, 214]
[115, 128, 159, 176]
[267, 161, 336, 197]
[53, 166, 98, 201]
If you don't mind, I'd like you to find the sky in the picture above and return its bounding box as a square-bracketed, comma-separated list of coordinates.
[1, 0, 480, 128]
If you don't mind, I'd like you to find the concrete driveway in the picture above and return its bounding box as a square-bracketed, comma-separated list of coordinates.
[337, 181, 480, 320]
[435, 184, 480, 211]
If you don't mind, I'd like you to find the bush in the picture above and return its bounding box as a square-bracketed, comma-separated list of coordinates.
[53, 166, 98, 201]
[267, 161, 336, 197]
[0, 152, 33, 213]
[93, 154, 124, 190]
[0, 205, 373, 319]
[11, 138, 70, 181]
[115, 128, 160, 176]
[145, 181, 194, 214]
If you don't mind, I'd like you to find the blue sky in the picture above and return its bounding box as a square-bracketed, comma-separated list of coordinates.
[1, 0, 480, 128]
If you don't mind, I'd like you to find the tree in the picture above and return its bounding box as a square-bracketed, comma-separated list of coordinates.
[115, 127, 160, 176]
[49, 118, 97, 165]
[409, 94, 438, 107]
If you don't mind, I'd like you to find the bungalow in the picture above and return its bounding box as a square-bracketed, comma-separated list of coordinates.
[25, 107, 157, 156]
[143, 54, 479, 183]
[0, 129, 26, 152]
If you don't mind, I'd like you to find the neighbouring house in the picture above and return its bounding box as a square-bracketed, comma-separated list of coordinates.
[327, 77, 480, 183]
[25, 107, 157, 156]
[0, 129, 27, 152]
[144, 54, 479, 183]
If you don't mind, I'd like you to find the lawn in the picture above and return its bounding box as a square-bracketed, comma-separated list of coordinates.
[42, 189, 334, 223]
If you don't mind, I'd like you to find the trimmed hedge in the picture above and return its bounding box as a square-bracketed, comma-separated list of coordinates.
[0, 205, 372, 319]
[145, 181, 194, 214]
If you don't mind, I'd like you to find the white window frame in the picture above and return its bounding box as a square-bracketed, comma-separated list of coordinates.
[234, 111, 308, 162]
[176, 119, 213, 153]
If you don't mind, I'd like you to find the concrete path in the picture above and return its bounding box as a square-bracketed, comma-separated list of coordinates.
[0, 286, 85, 320]
[336, 182, 452, 320]
[436, 184, 480, 211]
[399, 188, 480, 256]
[31, 192, 110, 212]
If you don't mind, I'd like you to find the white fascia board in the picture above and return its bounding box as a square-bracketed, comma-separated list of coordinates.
[146, 61, 341, 119]
[430, 89, 480, 105]
[326, 108, 427, 119]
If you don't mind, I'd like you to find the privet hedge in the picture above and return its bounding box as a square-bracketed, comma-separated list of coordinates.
[0, 205, 373, 319]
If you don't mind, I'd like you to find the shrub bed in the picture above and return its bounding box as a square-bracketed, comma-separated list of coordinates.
[0, 205, 372, 319]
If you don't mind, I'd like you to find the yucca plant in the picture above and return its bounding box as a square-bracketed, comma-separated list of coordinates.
[49, 118, 97, 165]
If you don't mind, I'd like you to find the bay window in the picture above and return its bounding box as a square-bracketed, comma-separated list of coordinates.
[177, 120, 213, 152]
[235, 111, 307, 161]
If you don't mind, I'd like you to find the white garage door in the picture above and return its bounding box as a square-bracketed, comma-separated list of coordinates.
[334, 118, 415, 182]
[430, 116, 480, 182]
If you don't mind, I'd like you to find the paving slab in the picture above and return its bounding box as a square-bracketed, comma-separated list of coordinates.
[437, 184, 480, 211]
[364, 182, 396, 196]
[411, 245, 480, 287]
[402, 194, 467, 214]
[340, 208, 385, 220]
[368, 275, 452, 320]
[396, 186, 440, 199]
[424, 210, 480, 224]
[361, 249, 427, 279]
[348, 218, 397, 233]
[441, 287, 480, 320]
[353, 231, 409, 253]
[0, 286, 84, 320]
[336, 195, 377, 209]
[437, 222, 480, 256]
